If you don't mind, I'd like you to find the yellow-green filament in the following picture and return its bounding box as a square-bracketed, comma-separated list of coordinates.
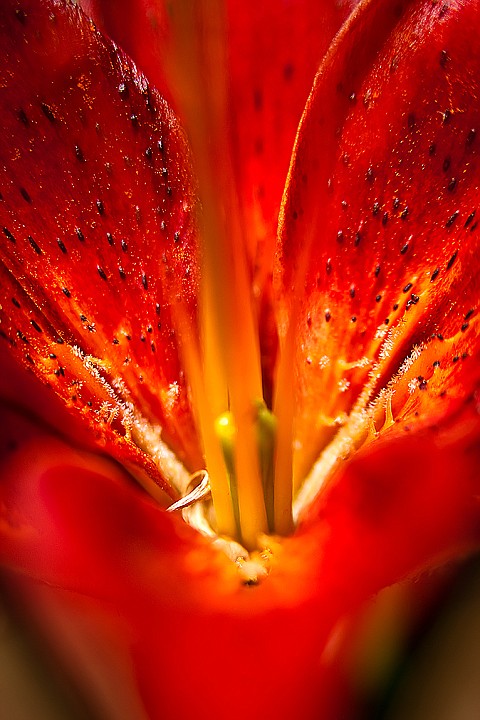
[166, 1, 292, 549]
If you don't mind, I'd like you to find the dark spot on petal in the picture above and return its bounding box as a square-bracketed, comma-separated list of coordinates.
[20, 187, 31, 203]
[145, 147, 153, 160]
[97, 265, 107, 280]
[11, 297, 20, 308]
[121, 239, 128, 252]
[18, 108, 29, 125]
[142, 273, 148, 290]
[118, 83, 129, 98]
[75, 145, 85, 162]
[253, 89, 263, 111]
[349, 285, 355, 299]
[96, 199, 105, 215]
[403, 282, 413, 293]
[461, 323, 469, 332]
[375, 264, 381, 277]
[400, 242, 409, 255]
[130, 114, 138, 127]
[354, 232, 361, 246]
[106, 232, 114, 246]
[337, 230, 344, 243]
[57, 238, 67, 254]
[118, 266, 126, 279]
[30, 319, 42, 333]
[351, 316, 357, 323]
[446, 210, 459, 228]
[447, 178, 457, 192]
[439, 49, 449, 67]
[465, 309, 475, 320]
[467, 128, 476, 146]
[430, 267, 440, 282]
[28, 236, 41, 254]
[442, 157, 451, 172]
[76, 227, 84, 242]
[62, 287, 71, 297]
[446, 250, 457, 269]
[376, 294, 382, 302]
[41, 103, 55, 122]
[429, 143, 436, 156]
[442, 108, 452, 124]
[325, 310, 331, 322]
[283, 63, 294, 81]
[372, 201, 380, 215]
[465, 211, 476, 227]
[400, 207, 409, 220]
[3, 227, 16, 243]
[15, 8, 27, 23]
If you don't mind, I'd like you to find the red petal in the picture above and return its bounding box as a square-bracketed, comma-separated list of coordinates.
[2, 401, 479, 719]
[275, 0, 480, 481]
[304, 413, 480, 609]
[83, 1, 361, 399]
[83, 0, 360, 271]
[0, 0, 202, 490]
[0, 406, 359, 720]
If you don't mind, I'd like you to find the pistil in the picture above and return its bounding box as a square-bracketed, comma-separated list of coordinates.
[166, 0, 273, 549]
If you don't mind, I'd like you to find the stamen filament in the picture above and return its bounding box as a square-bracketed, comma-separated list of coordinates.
[272, 327, 295, 536]
[167, 0, 268, 547]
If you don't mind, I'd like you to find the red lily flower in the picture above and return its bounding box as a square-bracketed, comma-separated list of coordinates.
[1, 0, 480, 718]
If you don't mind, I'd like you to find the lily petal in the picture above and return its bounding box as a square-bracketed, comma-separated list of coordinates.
[276, 0, 480, 484]
[0, 0, 203, 493]
[84, 0, 360, 276]
[1, 397, 480, 719]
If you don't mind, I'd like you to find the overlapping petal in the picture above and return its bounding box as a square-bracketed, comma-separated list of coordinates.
[276, 0, 480, 483]
[1, 398, 480, 720]
[0, 0, 203, 494]
[83, 0, 360, 278]
[1, 1, 480, 718]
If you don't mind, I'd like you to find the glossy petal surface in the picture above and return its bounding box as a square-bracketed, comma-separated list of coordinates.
[0, 0, 202, 492]
[276, 0, 480, 484]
